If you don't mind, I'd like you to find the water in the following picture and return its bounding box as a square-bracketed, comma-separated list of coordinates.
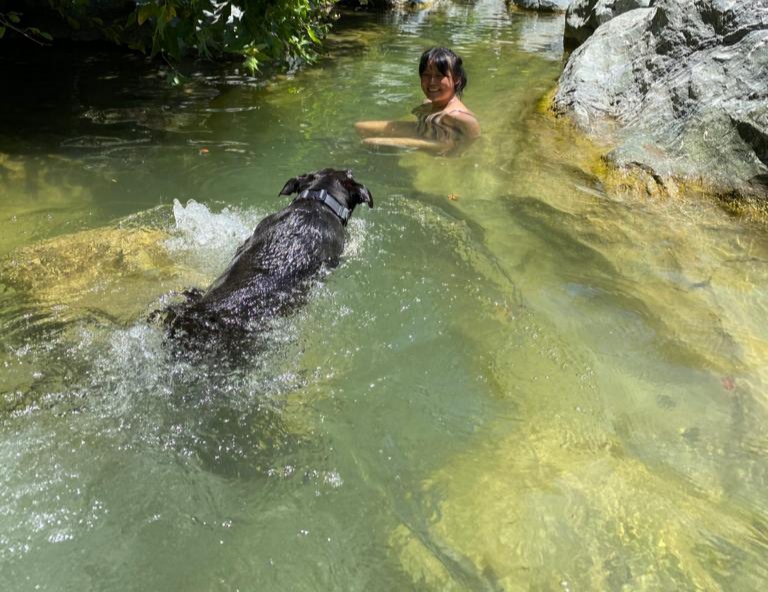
[2, 1, 768, 590]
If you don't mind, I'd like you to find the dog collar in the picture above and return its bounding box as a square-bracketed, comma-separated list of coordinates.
[297, 188, 351, 224]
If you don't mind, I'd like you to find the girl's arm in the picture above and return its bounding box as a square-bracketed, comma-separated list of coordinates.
[354, 120, 418, 138]
[355, 106, 480, 155]
[355, 116, 452, 153]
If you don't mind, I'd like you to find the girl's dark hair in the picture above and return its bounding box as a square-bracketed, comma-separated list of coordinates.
[418, 47, 467, 97]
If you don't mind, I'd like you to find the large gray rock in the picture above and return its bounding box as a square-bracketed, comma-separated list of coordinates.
[564, 0, 651, 48]
[554, 0, 768, 198]
[510, 0, 571, 13]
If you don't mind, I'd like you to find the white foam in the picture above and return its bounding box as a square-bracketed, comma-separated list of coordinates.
[343, 217, 370, 260]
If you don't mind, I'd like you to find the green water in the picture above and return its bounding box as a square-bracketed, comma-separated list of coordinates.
[2, 2, 768, 590]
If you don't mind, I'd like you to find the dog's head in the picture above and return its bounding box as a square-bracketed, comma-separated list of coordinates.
[279, 169, 374, 215]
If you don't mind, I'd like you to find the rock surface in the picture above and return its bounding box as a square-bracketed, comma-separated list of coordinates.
[510, 0, 571, 13]
[554, 0, 768, 199]
[564, 0, 651, 49]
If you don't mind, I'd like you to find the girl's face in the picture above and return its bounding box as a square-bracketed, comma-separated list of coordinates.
[420, 63, 456, 106]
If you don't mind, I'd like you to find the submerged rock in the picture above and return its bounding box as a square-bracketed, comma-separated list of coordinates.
[554, 0, 768, 200]
[1, 226, 205, 325]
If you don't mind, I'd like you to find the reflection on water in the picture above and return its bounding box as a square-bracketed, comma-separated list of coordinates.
[2, 1, 768, 590]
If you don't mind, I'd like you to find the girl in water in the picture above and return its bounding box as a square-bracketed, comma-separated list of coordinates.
[355, 47, 480, 155]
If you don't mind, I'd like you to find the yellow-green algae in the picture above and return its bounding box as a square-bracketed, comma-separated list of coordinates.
[391, 312, 764, 590]
[393, 431, 757, 590]
[1, 226, 208, 324]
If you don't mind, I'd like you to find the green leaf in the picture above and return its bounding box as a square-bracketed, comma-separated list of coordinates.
[8, 13, 21, 24]
[244, 56, 259, 74]
[306, 26, 319, 44]
[0, 26, 5, 40]
[137, 5, 155, 26]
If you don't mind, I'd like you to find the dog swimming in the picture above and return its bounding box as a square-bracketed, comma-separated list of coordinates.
[162, 168, 373, 346]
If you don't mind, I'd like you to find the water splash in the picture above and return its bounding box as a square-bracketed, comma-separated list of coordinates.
[164, 199, 259, 274]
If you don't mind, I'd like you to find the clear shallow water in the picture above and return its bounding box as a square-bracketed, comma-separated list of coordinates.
[2, 1, 768, 590]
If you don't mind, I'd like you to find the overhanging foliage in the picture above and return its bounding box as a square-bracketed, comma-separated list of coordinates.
[1, 0, 338, 72]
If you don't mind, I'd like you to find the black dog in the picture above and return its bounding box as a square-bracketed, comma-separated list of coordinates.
[164, 168, 373, 344]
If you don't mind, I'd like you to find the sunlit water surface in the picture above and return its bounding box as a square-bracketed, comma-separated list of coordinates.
[2, 1, 768, 590]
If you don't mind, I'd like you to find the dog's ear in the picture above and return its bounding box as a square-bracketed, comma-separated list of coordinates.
[352, 184, 374, 209]
[341, 170, 373, 208]
[279, 172, 314, 196]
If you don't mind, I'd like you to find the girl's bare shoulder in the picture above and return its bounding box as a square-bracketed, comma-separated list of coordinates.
[443, 105, 480, 137]
[444, 99, 476, 118]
